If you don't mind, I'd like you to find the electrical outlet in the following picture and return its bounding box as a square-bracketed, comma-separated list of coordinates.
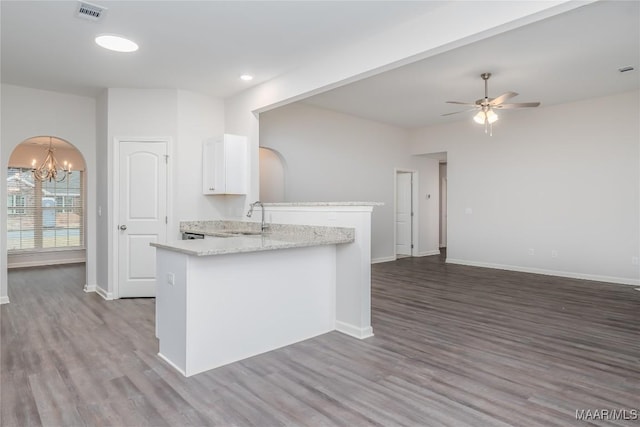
[166, 273, 175, 286]
[551, 249, 558, 258]
[528, 248, 535, 256]
[632, 256, 639, 265]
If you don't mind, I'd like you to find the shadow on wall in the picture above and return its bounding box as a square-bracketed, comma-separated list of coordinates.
[259, 147, 286, 202]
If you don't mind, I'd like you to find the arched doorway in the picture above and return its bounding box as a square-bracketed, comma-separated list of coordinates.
[259, 147, 286, 202]
[6, 136, 87, 288]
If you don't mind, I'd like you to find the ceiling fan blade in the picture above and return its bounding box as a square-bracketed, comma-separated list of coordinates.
[446, 101, 476, 106]
[441, 108, 476, 116]
[489, 91, 518, 105]
[494, 102, 541, 109]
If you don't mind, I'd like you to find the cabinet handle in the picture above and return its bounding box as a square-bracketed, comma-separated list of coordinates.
[209, 187, 215, 191]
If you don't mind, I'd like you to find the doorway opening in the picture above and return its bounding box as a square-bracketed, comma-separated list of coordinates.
[7, 136, 87, 268]
[395, 169, 418, 259]
[5, 136, 88, 303]
[439, 162, 447, 249]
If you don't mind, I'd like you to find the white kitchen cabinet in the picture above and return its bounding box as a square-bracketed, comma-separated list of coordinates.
[202, 134, 248, 195]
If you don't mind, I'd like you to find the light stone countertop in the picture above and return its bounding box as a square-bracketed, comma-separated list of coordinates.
[152, 221, 355, 256]
[262, 201, 383, 207]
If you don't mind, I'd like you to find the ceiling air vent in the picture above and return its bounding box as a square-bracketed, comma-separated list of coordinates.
[76, 1, 107, 21]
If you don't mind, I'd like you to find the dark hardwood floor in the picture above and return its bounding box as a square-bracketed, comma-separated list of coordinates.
[2, 256, 639, 426]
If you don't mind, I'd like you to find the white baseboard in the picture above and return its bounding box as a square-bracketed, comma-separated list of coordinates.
[446, 258, 640, 287]
[335, 321, 374, 339]
[417, 249, 441, 257]
[8, 257, 85, 269]
[95, 285, 114, 300]
[157, 352, 187, 377]
[0, 296, 10, 305]
[371, 256, 396, 264]
[83, 284, 96, 293]
[373, 250, 441, 263]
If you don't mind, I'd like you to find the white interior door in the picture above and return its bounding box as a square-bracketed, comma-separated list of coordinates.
[396, 172, 412, 256]
[118, 141, 167, 298]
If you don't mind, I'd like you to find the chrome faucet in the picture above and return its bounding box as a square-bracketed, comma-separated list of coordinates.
[246, 201, 269, 232]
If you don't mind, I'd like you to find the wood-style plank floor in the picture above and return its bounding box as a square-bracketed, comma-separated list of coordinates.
[2, 255, 639, 427]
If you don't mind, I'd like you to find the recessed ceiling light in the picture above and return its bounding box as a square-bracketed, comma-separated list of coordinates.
[95, 35, 138, 53]
[240, 74, 254, 81]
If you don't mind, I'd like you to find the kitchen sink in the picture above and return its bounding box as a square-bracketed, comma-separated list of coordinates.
[199, 230, 265, 238]
[223, 230, 264, 236]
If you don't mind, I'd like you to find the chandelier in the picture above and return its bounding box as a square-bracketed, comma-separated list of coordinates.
[31, 137, 72, 182]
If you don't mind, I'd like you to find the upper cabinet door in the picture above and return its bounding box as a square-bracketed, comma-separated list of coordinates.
[202, 134, 248, 195]
[223, 134, 247, 194]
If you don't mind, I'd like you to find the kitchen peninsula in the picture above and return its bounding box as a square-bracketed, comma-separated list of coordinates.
[151, 202, 379, 377]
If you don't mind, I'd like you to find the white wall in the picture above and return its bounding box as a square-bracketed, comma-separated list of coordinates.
[1, 84, 97, 302]
[410, 90, 640, 285]
[96, 88, 226, 297]
[97, 88, 178, 298]
[224, 89, 260, 217]
[96, 90, 108, 299]
[176, 91, 226, 225]
[260, 102, 424, 261]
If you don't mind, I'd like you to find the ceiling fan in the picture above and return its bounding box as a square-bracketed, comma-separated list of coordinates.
[443, 73, 541, 135]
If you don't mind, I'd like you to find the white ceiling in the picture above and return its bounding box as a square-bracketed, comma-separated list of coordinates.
[303, 0, 640, 128]
[0, 0, 439, 98]
[1, 1, 638, 130]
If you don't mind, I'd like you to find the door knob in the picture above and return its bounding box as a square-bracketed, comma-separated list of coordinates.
[119, 225, 127, 231]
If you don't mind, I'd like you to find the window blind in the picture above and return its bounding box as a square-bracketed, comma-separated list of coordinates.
[7, 167, 84, 252]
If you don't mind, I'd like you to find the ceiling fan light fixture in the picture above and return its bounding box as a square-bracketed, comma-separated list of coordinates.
[473, 110, 486, 124]
[444, 72, 538, 135]
[473, 107, 498, 125]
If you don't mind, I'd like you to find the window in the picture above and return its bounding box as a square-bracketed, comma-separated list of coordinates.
[7, 167, 84, 251]
[7, 194, 26, 214]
